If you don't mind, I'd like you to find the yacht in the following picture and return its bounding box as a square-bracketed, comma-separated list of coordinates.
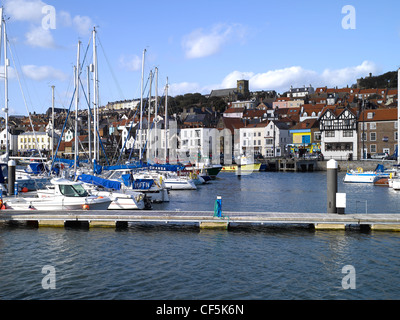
[3, 178, 111, 211]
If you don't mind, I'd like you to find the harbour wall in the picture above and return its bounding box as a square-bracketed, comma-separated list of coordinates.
[262, 159, 395, 172]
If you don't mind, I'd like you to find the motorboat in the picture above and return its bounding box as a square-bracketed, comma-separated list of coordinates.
[105, 170, 169, 203]
[162, 172, 197, 190]
[344, 165, 391, 183]
[3, 178, 112, 211]
[77, 174, 147, 210]
[222, 155, 261, 173]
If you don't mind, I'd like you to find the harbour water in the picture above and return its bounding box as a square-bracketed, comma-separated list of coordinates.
[1, 171, 400, 300]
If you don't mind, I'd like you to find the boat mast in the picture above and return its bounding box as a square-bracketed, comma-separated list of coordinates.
[87, 66, 91, 164]
[397, 68, 400, 165]
[154, 67, 158, 159]
[51, 85, 55, 161]
[2, 10, 9, 161]
[147, 70, 152, 161]
[165, 77, 168, 164]
[74, 41, 81, 174]
[92, 27, 98, 164]
[139, 49, 146, 161]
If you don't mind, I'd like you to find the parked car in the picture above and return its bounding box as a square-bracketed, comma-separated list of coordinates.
[371, 153, 388, 160]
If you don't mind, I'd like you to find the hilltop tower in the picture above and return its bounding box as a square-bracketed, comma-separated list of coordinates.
[237, 80, 250, 99]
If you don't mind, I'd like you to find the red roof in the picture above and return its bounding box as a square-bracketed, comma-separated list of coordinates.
[358, 108, 397, 121]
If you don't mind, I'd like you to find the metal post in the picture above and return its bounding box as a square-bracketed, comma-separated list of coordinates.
[327, 159, 338, 214]
[8, 159, 15, 197]
[51, 85, 55, 161]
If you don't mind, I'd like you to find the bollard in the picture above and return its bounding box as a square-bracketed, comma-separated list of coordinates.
[14, 181, 19, 197]
[214, 196, 222, 218]
[8, 160, 16, 197]
[327, 159, 338, 214]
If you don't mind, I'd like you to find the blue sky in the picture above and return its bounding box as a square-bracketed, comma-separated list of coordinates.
[1, 0, 400, 115]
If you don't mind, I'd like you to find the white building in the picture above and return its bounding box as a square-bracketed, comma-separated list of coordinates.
[288, 85, 315, 98]
[239, 121, 291, 158]
[319, 107, 358, 160]
[0, 129, 18, 153]
[17, 131, 56, 153]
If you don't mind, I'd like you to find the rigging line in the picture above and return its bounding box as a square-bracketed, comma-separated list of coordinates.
[7, 38, 46, 163]
[97, 35, 125, 99]
[6, 23, 36, 113]
[128, 75, 152, 162]
[79, 77, 110, 166]
[50, 87, 76, 173]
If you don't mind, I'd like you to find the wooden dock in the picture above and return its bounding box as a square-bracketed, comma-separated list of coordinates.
[1, 210, 400, 231]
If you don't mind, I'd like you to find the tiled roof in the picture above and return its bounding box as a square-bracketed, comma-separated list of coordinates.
[358, 108, 397, 121]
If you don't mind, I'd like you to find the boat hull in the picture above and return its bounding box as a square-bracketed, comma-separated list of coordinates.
[90, 191, 145, 210]
[222, 163, 261, 173]
[344, 172, 389, 183]
[4, 196, 111, 211]
[165, 179, 196, 190]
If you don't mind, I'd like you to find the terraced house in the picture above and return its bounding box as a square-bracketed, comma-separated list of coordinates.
[357, 108, 398, 159]
[319, 106, 358, 160]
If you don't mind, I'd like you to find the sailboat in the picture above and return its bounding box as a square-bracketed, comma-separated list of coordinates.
[0, 9, 53, 194]
[77, 174, 147, 210]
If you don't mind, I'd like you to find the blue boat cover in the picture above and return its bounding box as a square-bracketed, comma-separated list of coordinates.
[25, 162, 46, 175]
[375, 164, 386, 172]
[146, 163, 185, 172]
[78, 174, 121, 190]
[121, 174, 132, 187]
[55, 158, 76, 168]
[133, 179, 154, 190]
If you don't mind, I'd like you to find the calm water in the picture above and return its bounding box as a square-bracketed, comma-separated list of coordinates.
[1, 171, 400, 300]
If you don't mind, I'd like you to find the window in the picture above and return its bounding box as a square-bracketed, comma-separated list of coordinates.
[370, 145, 376, 153]
[325, 131, 335, 137]
[361, 133, 367, 141]
[343, 131, 353, 137]
[370, 132, 376, 141]
[59, 184, 88, 197]
[370, 122, 376, 130]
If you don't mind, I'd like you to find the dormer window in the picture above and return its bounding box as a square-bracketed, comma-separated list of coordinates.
[367, 112, 374, 119]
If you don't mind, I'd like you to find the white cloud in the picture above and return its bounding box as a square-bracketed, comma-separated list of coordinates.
[22, 65, 68, 81]
[4, 0, 46, 23]
[320, 61, 379, 87]
[58, 10, 72, 27]
[73, 15, 93, 36]
[25, 26, 56, 48]
[5, 0, 94, 45]
[220, 61, 379, 93]
[119, 54, 142, 72]
[169, 82, 204, 96]
[169, 61, 379, 96]
[182, 23, 246, 59]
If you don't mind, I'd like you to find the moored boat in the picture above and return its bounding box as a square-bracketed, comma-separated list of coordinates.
[344, 165, 391, 183]
[3, 178, 112, 211]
